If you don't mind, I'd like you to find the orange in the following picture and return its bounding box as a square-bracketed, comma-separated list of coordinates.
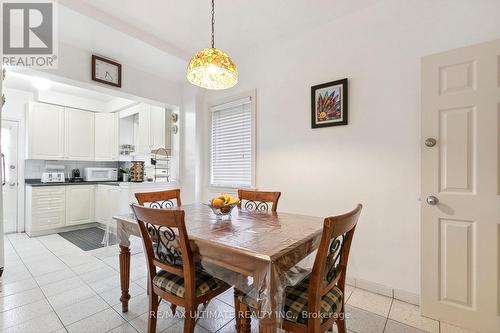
[211, 198, 225, 208]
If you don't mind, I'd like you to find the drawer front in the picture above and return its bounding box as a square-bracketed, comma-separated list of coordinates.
[33, 196, 65, 208]
[32, 187, 66, 197]
[33, 210, 65, 230]
[30, 186, 66, 230]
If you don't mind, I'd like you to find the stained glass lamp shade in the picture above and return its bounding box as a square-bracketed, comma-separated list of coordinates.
[187, 48, 238, 90]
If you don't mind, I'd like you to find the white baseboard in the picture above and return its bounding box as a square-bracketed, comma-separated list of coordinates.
[348, 276, 420, 306]
[394, 288, 420, 306]
[355, 278, 393, 298]
[346, 277, 356, 287]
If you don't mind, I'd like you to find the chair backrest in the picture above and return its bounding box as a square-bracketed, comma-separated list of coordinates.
[237, 189, 281, 212]
[130, 204, 196, 300]
[307, 204, 362, 316]
[135, 189, 182, 208]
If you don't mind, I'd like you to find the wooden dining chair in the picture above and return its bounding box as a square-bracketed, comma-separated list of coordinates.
[131, 204, 230, 333]
[237, 189, 281, 212]
[234, 204, 362, 333]
[135, 189, 182, 208]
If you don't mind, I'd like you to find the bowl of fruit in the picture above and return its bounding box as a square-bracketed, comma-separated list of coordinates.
[205, 194, 240, 219]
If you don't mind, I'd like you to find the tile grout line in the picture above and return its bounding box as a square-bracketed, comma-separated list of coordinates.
[8, 235, 441, 333]
[40, 238, 133, 333]
[0, 237, 43, 312]
[5, 235, 66, 332]
[382, 297, 394, 333]
[23, 235, 122, 332]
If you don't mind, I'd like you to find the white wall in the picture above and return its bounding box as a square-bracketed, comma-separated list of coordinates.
[202, 0, 500, 295]
[30, 42, 183, 108]
[179, 84, 206, 204]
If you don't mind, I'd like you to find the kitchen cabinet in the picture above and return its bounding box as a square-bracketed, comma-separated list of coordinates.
[26, 185, 98, 236]
[150, 106, 166, 150]
[95, 113, 119, 161]
[27, 103, 65, 159]
[25, 181, 180, 236]
[27, 103, 95, 161]
[137, 104, 151, 154]
[137, 104, 167, 154]
[26, 186, 66, 235]
[65, 185, 95, 226]
[65, 108, 94, 160]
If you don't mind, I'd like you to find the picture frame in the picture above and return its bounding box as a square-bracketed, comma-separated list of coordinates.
[311, 78, 348, 128]
[92, 55, 122, 88]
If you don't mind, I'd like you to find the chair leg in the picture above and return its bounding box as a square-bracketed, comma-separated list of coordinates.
[336, 304, 346, 333]
[148, 293, 159, 333]
[234, 289, 251, 333]
[184, 305, 197, 333]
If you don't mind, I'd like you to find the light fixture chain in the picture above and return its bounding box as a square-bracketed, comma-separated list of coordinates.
[211, 0, 215, 48]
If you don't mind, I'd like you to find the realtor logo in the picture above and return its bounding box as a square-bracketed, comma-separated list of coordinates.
[2, 1, 58, 68]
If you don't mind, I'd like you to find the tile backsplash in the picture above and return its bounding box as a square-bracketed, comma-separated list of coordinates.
[25, 160, 119, 179]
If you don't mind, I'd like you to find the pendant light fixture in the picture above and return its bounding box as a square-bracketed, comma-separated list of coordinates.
[186, 0, 238, 90]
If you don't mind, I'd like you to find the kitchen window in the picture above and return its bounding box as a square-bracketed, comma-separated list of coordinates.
[210, 95, 255, 188]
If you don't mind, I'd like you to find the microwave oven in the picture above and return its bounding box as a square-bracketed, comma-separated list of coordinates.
[83, 167, 118, 181]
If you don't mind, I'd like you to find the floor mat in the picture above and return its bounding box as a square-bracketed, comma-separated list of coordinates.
[58, 227, 118, 251]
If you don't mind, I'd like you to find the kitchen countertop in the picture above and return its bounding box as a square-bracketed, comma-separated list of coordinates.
[25, 179, 122, 187]
[25, 179, 178, 187]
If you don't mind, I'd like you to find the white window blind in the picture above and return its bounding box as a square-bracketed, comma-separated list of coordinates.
[210, 96, 253, 188]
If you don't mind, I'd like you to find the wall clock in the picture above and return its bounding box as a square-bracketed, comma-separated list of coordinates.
[92, 55, 122, 87]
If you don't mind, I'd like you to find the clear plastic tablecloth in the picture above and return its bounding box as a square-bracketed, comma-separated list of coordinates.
[116, 203, 325, 331]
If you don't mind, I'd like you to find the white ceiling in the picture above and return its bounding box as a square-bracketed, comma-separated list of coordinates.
[59, 0, 381, 82]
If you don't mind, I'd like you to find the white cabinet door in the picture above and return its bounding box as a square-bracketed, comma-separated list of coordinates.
[95, 113, 118, 161]
[66, 185, 95, 226]
[65, 108, 94, 160]
[30, 187, 66, 231]
[27, 103, 65, 159]
[149, 106, 165, 150]
[137, 104, 151, 154]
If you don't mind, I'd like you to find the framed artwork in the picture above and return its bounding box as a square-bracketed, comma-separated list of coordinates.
[92, 55, 122, 88]
[311, 78, 348, 128]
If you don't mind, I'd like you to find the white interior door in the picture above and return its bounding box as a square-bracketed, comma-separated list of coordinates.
[1, 120, 19, 234]
[421, 39, 500, 332]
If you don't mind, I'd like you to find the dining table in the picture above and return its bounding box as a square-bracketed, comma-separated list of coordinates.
[113, 203, 325, 333]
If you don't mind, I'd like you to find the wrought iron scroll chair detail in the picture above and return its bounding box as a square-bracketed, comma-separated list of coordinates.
[131, 204, 230, 333]
[237, 189, 281, 212]
[135, 189, 182, 209]
[234, 204, 362, 333]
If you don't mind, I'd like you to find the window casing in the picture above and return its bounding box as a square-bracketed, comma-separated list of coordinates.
[210, 96, 254, 188]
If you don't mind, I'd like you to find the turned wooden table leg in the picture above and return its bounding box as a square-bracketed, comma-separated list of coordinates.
[119, 244, 131, 312]
[234, 289, 251, 333]
[257, 267, 279, 333]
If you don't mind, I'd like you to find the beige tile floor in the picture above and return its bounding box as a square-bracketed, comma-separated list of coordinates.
[0, 233, 476, 333]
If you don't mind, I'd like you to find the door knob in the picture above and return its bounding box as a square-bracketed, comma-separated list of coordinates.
[426, 196, 439, 205]
[425, 138, 437, 147]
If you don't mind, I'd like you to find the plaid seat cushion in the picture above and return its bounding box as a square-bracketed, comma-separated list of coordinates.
[239, 276, 343, 325]
[153, 267, 226, 298]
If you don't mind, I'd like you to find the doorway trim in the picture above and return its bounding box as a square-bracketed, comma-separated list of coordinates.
[2, 118, 24, 233]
